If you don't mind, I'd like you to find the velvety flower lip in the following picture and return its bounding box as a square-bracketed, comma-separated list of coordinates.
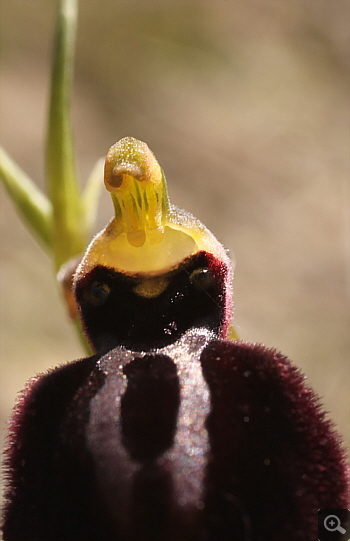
[2, 331, 348, 541]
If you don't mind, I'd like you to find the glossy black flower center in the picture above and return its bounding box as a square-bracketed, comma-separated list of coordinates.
[75, 251, 228, 352]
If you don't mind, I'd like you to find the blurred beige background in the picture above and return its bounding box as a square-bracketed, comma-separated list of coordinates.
[1, 0, 349, 489]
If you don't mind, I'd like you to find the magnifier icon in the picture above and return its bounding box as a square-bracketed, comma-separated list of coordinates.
[324, 514, 346, 534]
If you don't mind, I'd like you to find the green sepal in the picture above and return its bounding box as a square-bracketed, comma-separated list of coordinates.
[0, 147, 53, 249]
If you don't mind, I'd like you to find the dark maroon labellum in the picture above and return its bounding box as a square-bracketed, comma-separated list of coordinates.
[2, 330, 348, 540]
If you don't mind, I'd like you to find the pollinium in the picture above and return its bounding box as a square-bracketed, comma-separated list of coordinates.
[2, 138, 348, 541]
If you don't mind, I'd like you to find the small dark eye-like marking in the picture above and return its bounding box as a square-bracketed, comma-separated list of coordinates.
[189, 268, 215, 291]
[86, 281, 111, 306]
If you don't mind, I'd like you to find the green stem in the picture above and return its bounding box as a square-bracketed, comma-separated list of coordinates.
[46, 0, 85, 271]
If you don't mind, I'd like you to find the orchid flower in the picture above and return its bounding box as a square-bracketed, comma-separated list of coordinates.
[1, 2, 348, 540]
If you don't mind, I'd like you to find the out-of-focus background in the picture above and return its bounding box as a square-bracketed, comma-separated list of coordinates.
[1, 0, 349, 480]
